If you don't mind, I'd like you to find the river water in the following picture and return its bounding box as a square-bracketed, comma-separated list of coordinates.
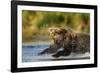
[22, 44, 90, 62]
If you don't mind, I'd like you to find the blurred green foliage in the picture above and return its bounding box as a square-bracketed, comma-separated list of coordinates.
[22, 10, 90, 42]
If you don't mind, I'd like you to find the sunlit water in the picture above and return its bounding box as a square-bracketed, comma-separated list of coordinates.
[22, 44, 90, 62]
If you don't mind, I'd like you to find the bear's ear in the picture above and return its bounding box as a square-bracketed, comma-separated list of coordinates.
[48, 28, 55, 35]
[60, 28, 67, 35]
[48, 28, 53, 33]
[49, 28, 59, 33]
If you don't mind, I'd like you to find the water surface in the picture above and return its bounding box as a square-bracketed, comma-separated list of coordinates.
[22, 44, 90, 62]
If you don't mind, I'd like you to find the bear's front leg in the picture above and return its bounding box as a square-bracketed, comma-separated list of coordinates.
[38, 44, 61, 55]
[52, 49, 72, 58]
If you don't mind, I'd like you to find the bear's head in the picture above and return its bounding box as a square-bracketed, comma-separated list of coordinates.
[48, 27, 76, 44]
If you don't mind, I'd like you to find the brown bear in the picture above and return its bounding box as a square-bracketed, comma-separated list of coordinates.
[38, 27, 90, 58]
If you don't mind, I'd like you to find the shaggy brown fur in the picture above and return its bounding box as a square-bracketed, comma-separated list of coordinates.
[39, 28, 90, 57]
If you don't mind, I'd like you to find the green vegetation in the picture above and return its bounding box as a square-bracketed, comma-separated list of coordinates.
[22, 10, 90, 42]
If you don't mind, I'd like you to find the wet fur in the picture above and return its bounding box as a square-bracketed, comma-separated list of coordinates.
[39, 28, 90, 58]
